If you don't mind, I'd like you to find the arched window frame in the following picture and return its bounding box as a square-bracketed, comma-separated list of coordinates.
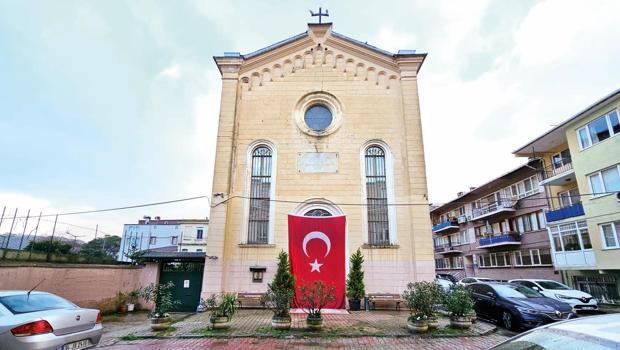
[360, 141, 398, 246]
[242, 140, 277, 245]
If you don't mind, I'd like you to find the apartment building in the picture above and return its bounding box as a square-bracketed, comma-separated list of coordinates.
[514, 88, 620, 303]
[117, 216, 209, 262]
[431, 159, 560, 282]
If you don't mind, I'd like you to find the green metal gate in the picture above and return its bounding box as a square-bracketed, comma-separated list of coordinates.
[159, 261, 204, 312]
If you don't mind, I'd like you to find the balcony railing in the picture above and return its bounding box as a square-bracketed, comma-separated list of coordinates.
[442, 244, 463, 254]
[543, 161, 573, 180]
[479, 232, 521, 248]
[471, 200, 515, 221]
[432, 219, 459, 233]
[545, 202, 585, 223]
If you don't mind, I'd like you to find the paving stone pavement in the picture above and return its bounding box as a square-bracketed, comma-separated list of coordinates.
[97, 334, 509, 349]
[120, 309, 496, 338]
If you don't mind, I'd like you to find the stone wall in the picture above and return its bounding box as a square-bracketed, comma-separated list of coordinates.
[0, 262, 159, 312]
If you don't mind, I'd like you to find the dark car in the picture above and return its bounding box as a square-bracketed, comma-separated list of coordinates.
[468, 282, 576, 331]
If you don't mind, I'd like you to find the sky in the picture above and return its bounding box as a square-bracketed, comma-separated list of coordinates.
[1, 0, 619, 241]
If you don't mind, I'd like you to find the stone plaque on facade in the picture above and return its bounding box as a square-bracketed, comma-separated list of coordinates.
[298, 152, 339, 173]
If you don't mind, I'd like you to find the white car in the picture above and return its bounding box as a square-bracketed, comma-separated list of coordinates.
[509, 279, 598, 312]
[457, 277, 495, 286]
[0, 291, 103, 350]
[436, 278, 454, 293]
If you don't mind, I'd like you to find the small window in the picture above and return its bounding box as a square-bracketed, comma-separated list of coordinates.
[181, 248, 188, 252]
[196, 249, 203, 252]
[577, 110, 619, 149]
[600, 222, 620, 249]
[588, 165, 620, 197]
[149, 237, 156, 245]
[250, 266, 266, 283]
[196, 229, 204, 239]
[171, 236, 178, 245]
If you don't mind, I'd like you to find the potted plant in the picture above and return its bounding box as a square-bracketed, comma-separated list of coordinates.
[115, 291, 128, 313]
[262, 251, 296, 330]
[207, 293, 238, 329]
[428, 281, 445, 330]
[345, 248, 365, 311]
[126, 289, 139, 312]
[138, 282, 180, 331]
[402, 281, 443, 333]
[298, 280, 336, 330]
[445, 284, 474, 329]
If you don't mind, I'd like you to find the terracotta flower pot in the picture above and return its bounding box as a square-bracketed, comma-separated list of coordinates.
[450, 315, 472, 329]
[427, 316, 439, 330]
[306, 316, 323, 330]
[407, 319, 428, 333]
[150, 316, 172, 331]
[271, 316, 292, 330]
[210, 315, 231, 329]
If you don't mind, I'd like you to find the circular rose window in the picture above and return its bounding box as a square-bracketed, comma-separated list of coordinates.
[304, 105, 333, 132]
[293, 92, 343, 137]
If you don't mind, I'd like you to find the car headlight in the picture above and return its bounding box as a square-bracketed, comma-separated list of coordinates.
[516, 306, 540, 314]
[555, 294, 571, 299]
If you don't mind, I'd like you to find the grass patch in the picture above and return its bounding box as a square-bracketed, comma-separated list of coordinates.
[120, 333, 139, 341]
[156, 326, 177, 337]
[190, 327, 230, 336]
[429, 326, 473, 337]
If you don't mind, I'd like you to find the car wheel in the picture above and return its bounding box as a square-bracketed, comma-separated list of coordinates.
[501, 310, 515, 331]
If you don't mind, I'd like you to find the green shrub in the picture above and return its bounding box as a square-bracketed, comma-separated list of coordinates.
[402, 281, 443, 320]
[444, 284, 474, 317]
[345, 249, 365, 300]
[262, 251, 295, 319]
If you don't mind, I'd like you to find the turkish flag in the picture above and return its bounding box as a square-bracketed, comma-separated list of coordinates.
[288, 214, 346, 309]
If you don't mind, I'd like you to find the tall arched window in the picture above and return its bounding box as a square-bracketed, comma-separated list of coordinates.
[248, 146, 273, 244]
[365, 146, 390, 245]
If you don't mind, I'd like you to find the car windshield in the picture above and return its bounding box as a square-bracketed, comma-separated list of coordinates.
[493, 284, 543, 298]
[493, 328, 615, 350]
[0, 293, 75, 314]
[536, 281, 571, 290]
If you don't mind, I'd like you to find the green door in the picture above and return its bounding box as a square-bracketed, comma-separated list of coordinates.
[159, 261, 204, 312]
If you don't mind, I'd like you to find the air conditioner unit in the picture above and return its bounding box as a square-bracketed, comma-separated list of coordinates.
[457, 215, 467, 224]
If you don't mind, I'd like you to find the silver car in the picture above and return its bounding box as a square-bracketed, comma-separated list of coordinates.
[0, 291, 103, 350]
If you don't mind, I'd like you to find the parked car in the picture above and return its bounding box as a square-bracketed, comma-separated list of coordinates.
[436, 273, 458, 283]
[436, 278, 454, 293]
[0, 291, 103, 350]
[491, 313, 620, 349]
[457, 277, 495, 286]
[509, 279, 598, 312]
[468, 282, 576, 331]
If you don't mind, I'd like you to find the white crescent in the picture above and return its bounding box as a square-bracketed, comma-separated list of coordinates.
[302, 231, 331, 258]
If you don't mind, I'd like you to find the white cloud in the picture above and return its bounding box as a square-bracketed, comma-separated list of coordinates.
[160, 64, 181, 79]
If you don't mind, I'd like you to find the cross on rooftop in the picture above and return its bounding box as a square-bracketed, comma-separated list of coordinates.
[309, 7, 329, 24]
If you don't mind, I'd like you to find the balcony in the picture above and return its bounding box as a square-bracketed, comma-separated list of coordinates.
[432, 219, 460, 233]
[440, 244, 463, 254]
[545, 203, 585, 223]
[471, 200, 515, 221]
[479, 232, 521, 248]
[540, 162, 575, 186]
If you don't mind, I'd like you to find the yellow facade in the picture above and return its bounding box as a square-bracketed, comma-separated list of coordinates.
[202, 23, 435, 298]
[515, 89, 620, 302]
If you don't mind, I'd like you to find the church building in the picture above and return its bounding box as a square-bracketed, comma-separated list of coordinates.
[202, 17, 434, 304]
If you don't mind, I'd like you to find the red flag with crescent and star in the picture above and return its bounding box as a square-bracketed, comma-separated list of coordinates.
[288, 214, 346, 309]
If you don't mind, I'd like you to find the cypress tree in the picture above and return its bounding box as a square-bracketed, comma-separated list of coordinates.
[346, 248, 365, 301]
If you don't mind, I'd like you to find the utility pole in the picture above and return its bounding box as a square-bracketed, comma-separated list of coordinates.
[94, 224, 98, 240]
[18, 209, 31, 251]
[2, 208, 18, 260]
[28, 212, 42, 260]
[46, 214, 58, 262]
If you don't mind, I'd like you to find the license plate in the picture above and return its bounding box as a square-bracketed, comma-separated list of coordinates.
[61, 339, 92, 350]
[581, 306, 594, 310]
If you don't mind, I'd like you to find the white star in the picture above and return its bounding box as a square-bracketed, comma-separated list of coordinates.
[309, 259, 323, 272]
